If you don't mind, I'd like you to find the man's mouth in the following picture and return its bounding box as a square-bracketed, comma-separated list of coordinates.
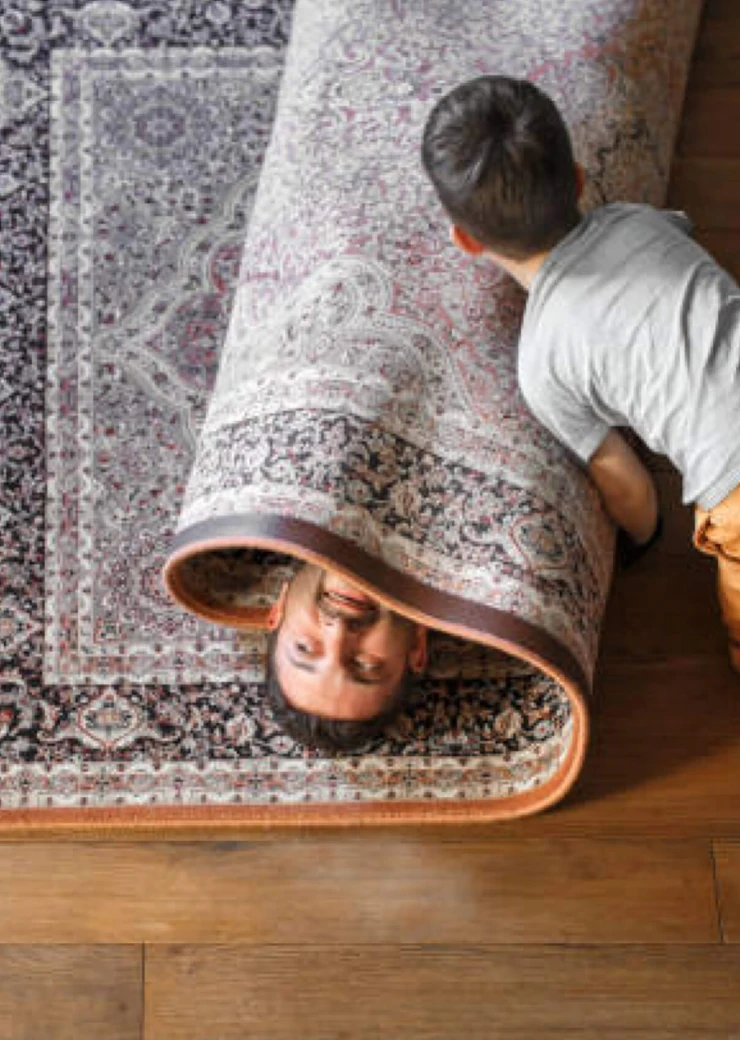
[320, 575, 377, 609]
[317, 575, 379, 621]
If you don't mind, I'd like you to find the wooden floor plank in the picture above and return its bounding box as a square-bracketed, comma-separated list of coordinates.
[413, 653, 740, 838]
[710, 841, 740, 942]
[0, 947, 141, 1040]
[145, 945, 740, 1039]
[668, 157, 740, 229]
[694, 228, 740, 280]
[518, 656, 740, 837]
[685, 0, 740, 88]
[677, 86, 740, 157]
[599, 552, 724, 663]
[0, 838, 718, 944]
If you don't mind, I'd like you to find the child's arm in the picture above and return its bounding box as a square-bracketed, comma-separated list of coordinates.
[587, 430, 659, 544]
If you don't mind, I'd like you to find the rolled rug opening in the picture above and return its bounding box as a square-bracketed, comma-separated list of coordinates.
[164, 0, 702, 822]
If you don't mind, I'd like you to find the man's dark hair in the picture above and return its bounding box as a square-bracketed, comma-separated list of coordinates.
[264, 630, 412, 753]
[421, 75, 580, 260]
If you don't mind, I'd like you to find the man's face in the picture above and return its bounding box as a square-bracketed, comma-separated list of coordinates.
[273, 564, 426, 721]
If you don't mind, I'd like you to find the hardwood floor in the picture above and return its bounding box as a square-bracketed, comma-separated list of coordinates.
[2, 2, 740, 1037]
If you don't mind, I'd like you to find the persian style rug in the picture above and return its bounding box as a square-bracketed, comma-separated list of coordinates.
[0, 0, 701, 832]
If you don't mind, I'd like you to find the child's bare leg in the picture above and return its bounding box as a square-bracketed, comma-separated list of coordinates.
[695, 485, 740, 672]
[716, 551, 740, 672]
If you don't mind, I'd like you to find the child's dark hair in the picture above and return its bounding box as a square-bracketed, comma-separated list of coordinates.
[421, 76, 580, 260]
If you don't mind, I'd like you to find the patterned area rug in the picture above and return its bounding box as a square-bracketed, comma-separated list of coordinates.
[0, 0, 700, 830]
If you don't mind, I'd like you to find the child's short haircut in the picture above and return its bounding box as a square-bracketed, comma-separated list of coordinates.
[421, 76, 580, 261]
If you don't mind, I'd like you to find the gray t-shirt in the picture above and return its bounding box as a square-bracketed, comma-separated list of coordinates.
[518, 202, 740, 509]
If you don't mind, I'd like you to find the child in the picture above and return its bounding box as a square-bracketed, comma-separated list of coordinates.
[421, 75, 740, 671]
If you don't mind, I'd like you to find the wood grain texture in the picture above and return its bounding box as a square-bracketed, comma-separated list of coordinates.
[528, 656, 740, 837]
[0, 839, 718, 945]
[0, 947, 141, 1040]
[686, 0, 740, 87]
[599, 548, 724, 662]
[145, 945, 740, 1039]
[677, 86, 740, 157]
[695, 229, 740, 280]
[668, 157, 740, 229]
[710, 841, 740, 942]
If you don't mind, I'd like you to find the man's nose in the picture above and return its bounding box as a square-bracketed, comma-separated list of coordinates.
[319, 613, 359, 657]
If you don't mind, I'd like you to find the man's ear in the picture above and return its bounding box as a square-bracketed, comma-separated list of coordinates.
[266, 582, 289, 631]
[408, 626, 428, 674]
[574, 162, 586, 201]
[450, 224, 486, 257]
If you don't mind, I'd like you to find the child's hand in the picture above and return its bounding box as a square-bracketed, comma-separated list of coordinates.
[616, 515, 663, 569]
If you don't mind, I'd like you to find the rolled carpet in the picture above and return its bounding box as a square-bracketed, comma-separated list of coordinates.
[164, 0, 702, 822]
